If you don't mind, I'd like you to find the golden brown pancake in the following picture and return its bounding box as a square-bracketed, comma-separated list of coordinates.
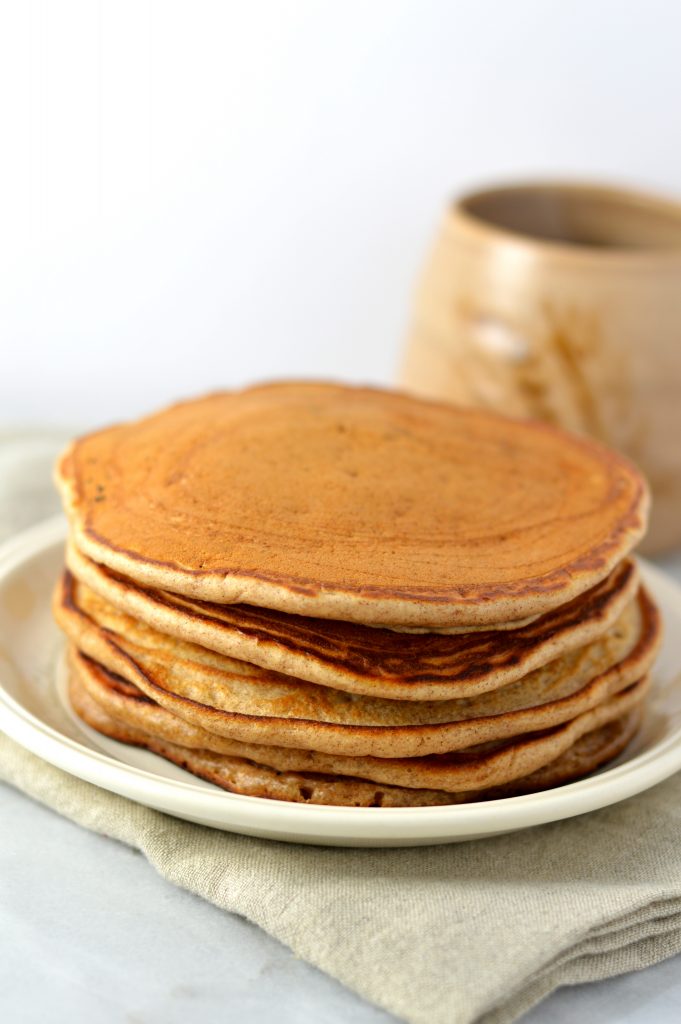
[55, 571, 660, 758]
[67, 646, 649, 793]
[56, 382, 648, 629]
[64, 548, 641, 700]
[68, 652, 643, 806]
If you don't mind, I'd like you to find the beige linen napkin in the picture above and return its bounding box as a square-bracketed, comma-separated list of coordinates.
[2, 433, 681, 1024]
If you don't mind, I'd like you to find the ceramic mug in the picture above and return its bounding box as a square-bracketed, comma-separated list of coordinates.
[400, 181, 681, 553]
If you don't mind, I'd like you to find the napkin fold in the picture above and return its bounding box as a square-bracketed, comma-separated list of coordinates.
[2, 433, 681, 1024]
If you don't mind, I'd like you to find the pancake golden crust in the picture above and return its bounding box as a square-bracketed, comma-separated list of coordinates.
[55, 571, 661, 757]
[68, 646, 649, 792]
[56, 382, 648, 628]
[64, 549, 641, 700]
[68, 658, 642, 806]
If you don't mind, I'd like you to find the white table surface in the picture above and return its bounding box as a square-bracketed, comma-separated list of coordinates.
[3, 437, 681, 1024]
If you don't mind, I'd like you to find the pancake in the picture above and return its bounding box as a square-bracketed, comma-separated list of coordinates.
[56, 382, 648, 629]
[54, 572, 660, 757]
[68, 646, 649, 792]
[64, 547, 640, 700]
[68, 651, 643, 805]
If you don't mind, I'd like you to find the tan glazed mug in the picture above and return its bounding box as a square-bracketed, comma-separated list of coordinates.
[401, 181, 681, 553]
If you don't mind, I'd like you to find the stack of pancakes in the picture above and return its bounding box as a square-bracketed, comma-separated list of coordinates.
[53, 383, 661, 807]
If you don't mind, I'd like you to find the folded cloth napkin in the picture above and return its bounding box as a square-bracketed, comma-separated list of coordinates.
[2, 433, 681, 1024]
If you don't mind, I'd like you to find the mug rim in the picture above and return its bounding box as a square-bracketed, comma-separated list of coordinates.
[452, 180, 681, 259]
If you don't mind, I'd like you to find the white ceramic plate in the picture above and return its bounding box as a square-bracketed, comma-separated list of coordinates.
[1, 517, 681, 848]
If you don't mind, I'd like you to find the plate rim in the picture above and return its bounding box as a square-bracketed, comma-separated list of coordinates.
[1, 516, 680, 844]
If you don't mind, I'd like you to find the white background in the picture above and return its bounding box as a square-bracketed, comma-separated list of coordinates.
[2, 0, 680, 429]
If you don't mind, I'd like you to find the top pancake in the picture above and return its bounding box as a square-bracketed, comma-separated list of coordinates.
[56, 382, 648, 628]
